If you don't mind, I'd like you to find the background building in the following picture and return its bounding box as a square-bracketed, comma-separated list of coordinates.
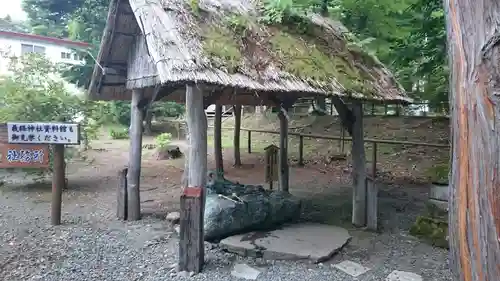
[0, 30, 89, 75]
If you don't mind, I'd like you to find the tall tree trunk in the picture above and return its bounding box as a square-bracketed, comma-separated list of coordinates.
[444, 1, 500, 280]
[233, 105, 242, 166]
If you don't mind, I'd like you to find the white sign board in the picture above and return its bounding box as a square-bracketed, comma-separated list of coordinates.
[7, 122, 80, 145]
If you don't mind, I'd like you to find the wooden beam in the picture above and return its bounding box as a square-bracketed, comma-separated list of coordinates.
[351, 102, 367, 226]
[179, 84, 207, 273]
[366, 177, 378, 231]
[51, 144, 65, 225]
[278, 108, 289, 192]
[214, 104, 224, 176]
[101, 82, 126, 87]
[331, 96, 354, 135]
[233, 105, 242, 166]
[117, 168, 128, 220]
[127, 88, 144, 221]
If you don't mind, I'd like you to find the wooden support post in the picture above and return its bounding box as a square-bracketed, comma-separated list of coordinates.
[278, 109, 289, 192]
[51, 144, 65, 225]
[384, 104, 388, 115]
[366, 177, 378, 231]
[351, 102, 367, 227]
[214, 104, 223, 176]
[117, 168, 128, 220]
[371, 103, 375, 116]
[340, 127, 345, 153]
[127, 89, 144, 221]
[298, 135, 304, 166]
[233, 105, 242, 166]
[247, 130, 252, 154]
[372, 142, 377, 178]
[179, 85, 207, 273]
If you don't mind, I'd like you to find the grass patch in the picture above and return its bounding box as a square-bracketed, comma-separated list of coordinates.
[425, 163, 449, 184]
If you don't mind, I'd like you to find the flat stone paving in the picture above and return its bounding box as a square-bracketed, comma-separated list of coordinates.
[221, 223, 426, 281]
[220, 223, 352, 263]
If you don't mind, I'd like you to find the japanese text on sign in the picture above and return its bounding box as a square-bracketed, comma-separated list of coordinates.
[7, 122, 79, 145]
[0, 143, 49, 168]
[6, 148, 45, 163]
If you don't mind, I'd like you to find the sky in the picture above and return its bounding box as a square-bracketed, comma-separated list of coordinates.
[1, 0, 27, 21]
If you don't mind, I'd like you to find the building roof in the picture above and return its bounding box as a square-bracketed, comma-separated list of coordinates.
[88, 0, 412, 104]
[0, 30, 90, 48]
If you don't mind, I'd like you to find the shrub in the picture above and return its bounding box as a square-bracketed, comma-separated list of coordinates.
[155, 132, 172, 149]
[109, 128, 129, 139]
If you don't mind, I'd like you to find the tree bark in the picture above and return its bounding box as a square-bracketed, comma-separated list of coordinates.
[350, 102, 367, 227]
[127, 89, 144, 221]
[179, 85, 207, 273]
[444, 1, 500, 280]
[214, 104, 224, 176]
[143, 109, 153, 136]
[233, 104, 242, 166]
[278, 109, 289, 192]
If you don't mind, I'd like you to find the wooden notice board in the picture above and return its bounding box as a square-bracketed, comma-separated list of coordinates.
[0, 124, 50, 168]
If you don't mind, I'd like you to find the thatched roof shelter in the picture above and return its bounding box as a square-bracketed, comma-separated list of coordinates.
[88, 0, 411, 105]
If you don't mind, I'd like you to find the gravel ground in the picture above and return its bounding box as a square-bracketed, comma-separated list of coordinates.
[0, 139, 452, 281]
[0, 179, 452, 281]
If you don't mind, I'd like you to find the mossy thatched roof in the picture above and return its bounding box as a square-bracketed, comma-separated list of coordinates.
[88, 0, 411, 104]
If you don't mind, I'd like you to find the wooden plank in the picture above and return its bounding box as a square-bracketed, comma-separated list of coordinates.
[351, 102, 367, 227]
[51, 144, 65, 226]
[0, 143, 50, 168]
[299, 135, 304, 166]
[278, 109, 289, 192]
[210, 126, 450, 148]
[233, 105, 242, 166]
[117, 168, 128, 220]
[179, 85, 207, 273]
[366, 177, 378, 231]
[247, 130, 252, 154]
[214, 104, 223, 176]
[127, 88, 144, 221]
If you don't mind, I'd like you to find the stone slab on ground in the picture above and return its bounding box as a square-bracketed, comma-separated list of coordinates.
[386, 270, 423, 281]
[332, 260, 370, 277]
[429, 184, 448, 201]
[220, 223, 351, 263]
[230, 263, 261, 280]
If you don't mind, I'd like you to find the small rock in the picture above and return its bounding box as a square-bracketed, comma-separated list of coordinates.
[386, 270, 423, 281]
[177, 271, 195, 278]
[333, 260, 370, 277]
[166, 212, 181, 224]
[231, 263, 261, 280]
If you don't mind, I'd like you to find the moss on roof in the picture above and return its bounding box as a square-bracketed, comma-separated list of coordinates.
[198, 11, 379, 95]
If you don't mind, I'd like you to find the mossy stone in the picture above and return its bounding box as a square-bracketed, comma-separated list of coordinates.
[409, 216, 449, 249]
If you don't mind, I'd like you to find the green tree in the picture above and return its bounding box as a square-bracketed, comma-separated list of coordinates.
[0, 54, 102, 148]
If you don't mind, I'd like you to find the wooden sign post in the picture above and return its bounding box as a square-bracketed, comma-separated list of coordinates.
[5, 122, 80, 225]
[264, 144, 279, 190]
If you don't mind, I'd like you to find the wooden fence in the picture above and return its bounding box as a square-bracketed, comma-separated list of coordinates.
[216, 126, 450, 179]
[291, 97, 450, 117]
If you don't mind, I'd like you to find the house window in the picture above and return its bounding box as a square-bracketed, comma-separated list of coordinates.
[61, 52, 72, 59]
[21, 44, 46, 55]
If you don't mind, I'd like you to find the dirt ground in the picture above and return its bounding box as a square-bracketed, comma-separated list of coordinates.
[0, 116, 452, 280]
